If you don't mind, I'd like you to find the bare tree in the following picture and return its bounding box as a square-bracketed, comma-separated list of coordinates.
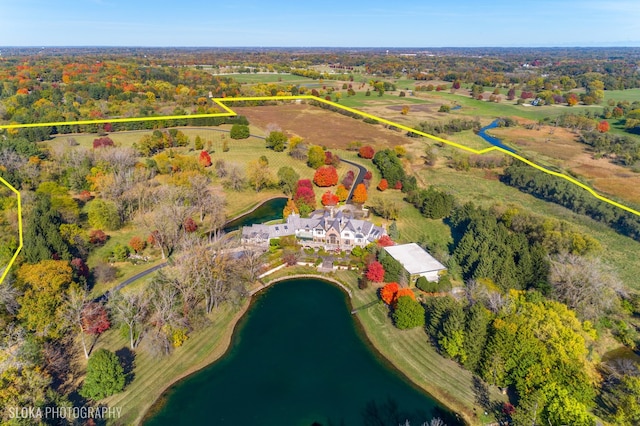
[0, 322, 27, 373]
[0, 279, 21, 315]
[238, 246, 266, 284]
[108, 289, 150, 350]
[549, 253, 624, 320]
[225, 163, 246, 191]
[60, 286, 91, 359]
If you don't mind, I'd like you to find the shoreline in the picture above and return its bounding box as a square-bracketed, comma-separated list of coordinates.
[140, 273, 470, 426]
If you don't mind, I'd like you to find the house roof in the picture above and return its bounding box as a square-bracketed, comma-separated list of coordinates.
[383, 243, 446, 275]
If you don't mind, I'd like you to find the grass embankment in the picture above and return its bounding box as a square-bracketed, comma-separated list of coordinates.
[95, 302, 248, 426]
[261, 268, 505, 425]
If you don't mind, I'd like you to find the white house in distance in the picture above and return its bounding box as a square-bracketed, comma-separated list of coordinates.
[241, 208, 386, 251]
[383, 243, 447, 283]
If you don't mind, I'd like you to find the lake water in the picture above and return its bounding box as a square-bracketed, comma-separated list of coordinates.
[223, 197, 288, 232]
[144, 278, 459, 426]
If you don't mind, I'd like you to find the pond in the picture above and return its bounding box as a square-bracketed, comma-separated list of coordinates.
[144, 278, 459, 426]
[477, 120, 516, 153]
[223, 197, 288, 232]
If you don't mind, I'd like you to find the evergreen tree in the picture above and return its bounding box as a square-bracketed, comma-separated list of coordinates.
[23, 194, 70, 263]
[463, 303, 490, 371]
[79, 349, 126, 400]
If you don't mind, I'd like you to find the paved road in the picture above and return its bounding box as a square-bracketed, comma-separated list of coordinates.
[341, 158, 368, 204]
[95, 262, 168, 302]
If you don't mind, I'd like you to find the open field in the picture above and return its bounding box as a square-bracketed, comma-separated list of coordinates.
[233, 103, 410, 149]
[490, 122, 640, 206]
[604, 88, 640, 103]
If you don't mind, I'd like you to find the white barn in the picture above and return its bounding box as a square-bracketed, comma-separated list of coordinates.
[383, 243, 447, 283]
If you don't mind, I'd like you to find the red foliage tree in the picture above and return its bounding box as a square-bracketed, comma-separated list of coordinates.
[324, 151, 340, 166]
[92, 137, 114, 149]
[78, 190, 92, 202]
[183, 217, 198, 233]
[297, 179, 313, 189]
[313, 166, 339, 187]
[358, 145, 375, 159]
[321, 191, 339, 206]
[342, 170, 355, 189]
[377, 179, 388, 191]
[597, 120, 610, 133]
[199, 150, 212, 167]
[366, 261, 385, 283]
[88, 230, 108, 246]
[103, 123, 113, 132]
[82, 303, 110, 335]
[71, 258, 90, 279]
[380, 282, 400, 304]
[129, 236, 146, 253]
[294, 186, 316, 210]
[376, 235, 394, 247]
[352, 183, 368, 204]
[364, 170, 372, 180]
[394, 181, 403, 190]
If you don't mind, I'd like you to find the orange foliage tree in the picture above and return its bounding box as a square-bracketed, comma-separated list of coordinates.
[352, 183, 368, 204]
[321, 191, 339, 206]
[359, 145, 375, 159]
[597, 120, 610, 133]
[393, 288, 416, 304]
[283, 199, 299, 218]
[380, 282, 400, 304]
[377, 179, 388, 191]
[376, 235, 394, 247]
[313, 166, 339, 187]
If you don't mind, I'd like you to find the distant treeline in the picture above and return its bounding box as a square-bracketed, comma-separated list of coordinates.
[502, 162, 640, 241]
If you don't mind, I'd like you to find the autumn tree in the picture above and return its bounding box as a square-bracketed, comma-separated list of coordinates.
[17, 260, 77, 339]
[377, 178, 388, 191]
[352, 183, 368, 204]
[335, 184, 349, 202]
[380, 282, 399, 304]
[366, 261, 385, 283]
[376, 235, 394, 247]
[129, 236, 146, 253]
[598, 120, 610, 133]
[342, 170, 355, 189]
[199, 150, 212, 167]
[313, 166, 339, 187]
[283, 199, 299, 218]
[359, 145, 375, 159]
[87, 199, 122, 231]
[321, 191, 339, 207]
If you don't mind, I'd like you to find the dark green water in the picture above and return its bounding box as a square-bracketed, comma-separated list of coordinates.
[223, 197, 288, 232]
[145, 278, 459, 426]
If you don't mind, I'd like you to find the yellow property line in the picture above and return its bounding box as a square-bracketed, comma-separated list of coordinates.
[0, 94, 639, 284]
[0, 176, 22, 285]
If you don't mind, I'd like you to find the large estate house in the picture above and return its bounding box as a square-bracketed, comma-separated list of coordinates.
[241, 208, 386, 251]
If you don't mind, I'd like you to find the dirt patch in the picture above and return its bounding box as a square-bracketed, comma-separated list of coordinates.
[492, 123, 640, 206]
[233, 103, 410, 149]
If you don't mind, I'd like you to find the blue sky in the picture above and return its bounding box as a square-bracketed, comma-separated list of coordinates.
[1, 0, 639, 47]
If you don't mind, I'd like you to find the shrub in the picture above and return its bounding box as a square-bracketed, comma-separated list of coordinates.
[230, 124, 250, 139]
[393, 296, 425, 329]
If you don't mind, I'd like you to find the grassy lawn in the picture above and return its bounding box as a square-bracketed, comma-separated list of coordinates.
[337, 91, 432, 108]
[604, 88, 640, 103]
[97, 302, 247, 426]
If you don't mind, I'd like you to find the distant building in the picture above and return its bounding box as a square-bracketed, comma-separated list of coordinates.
[383, 243, 447, 283]
[241, 208, 385, 251]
